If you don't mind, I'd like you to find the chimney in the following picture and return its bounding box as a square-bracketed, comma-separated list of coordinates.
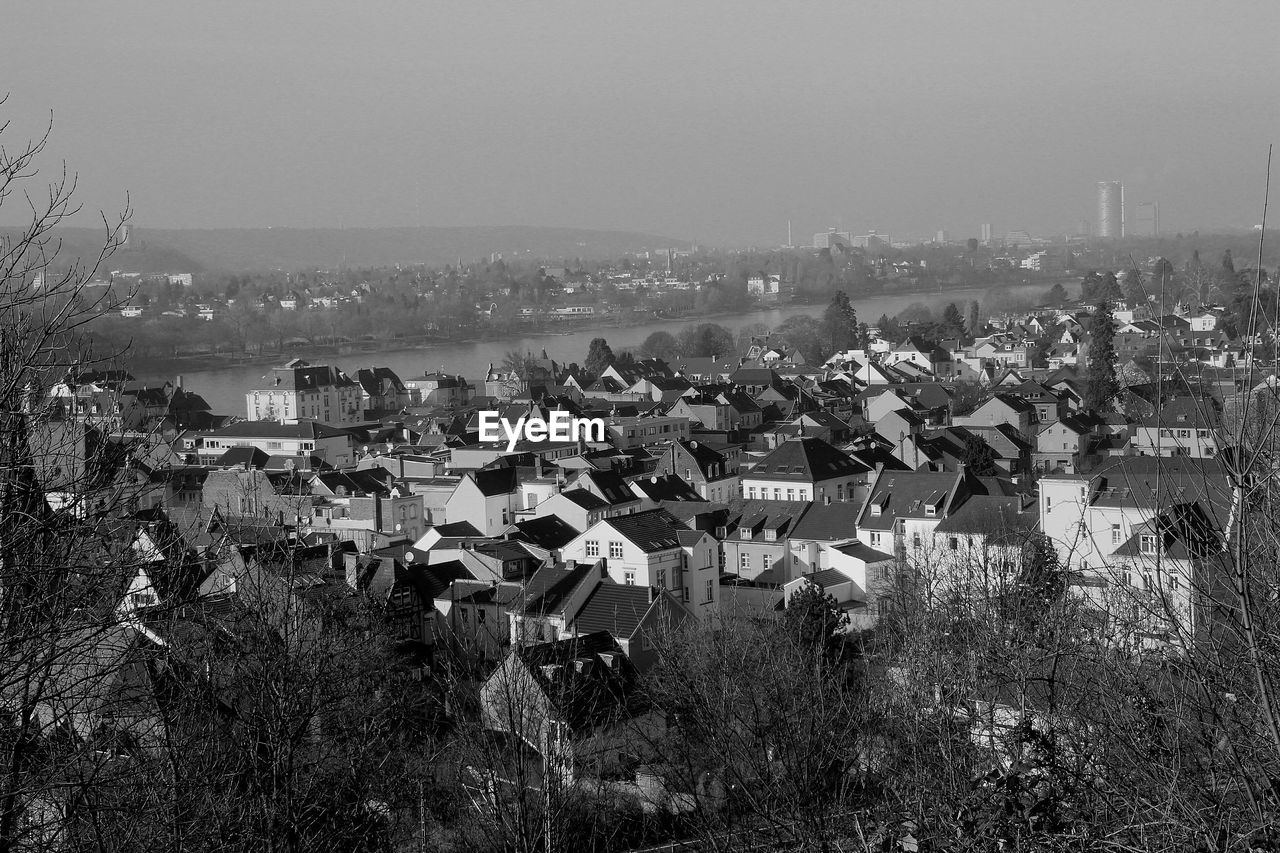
[175, 374, 183, 389]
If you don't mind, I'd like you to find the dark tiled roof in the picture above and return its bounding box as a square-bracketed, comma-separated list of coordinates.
[572, 584, 656, 637]
[513, 631, 640, 732]
[397, 560, 474, 603]
[750, 437, 868, 482]
[787, 502, 859, 541]
[605, 509, 684, 552]
[472, 467, 518, 496]
[520, 561, 598, 616]
[213, 419, 349, 439]
[509, 516, 581, 549]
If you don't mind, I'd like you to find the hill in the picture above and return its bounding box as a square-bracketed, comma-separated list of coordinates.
[112, 225, 686, 272]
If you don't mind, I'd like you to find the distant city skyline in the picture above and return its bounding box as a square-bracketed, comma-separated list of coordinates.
[2, 2, 1277, 246]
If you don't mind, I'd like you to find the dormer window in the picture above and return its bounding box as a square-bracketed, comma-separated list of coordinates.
[739, 526, 752, 539]
[764, 529, 777, 542]
[1140, 534, 1157, 556]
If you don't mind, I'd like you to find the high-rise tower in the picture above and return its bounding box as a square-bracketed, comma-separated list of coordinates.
[1097, 180, 1124, 239]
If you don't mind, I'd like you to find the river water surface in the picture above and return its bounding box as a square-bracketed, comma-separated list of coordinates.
[139, 284, 1052, 414]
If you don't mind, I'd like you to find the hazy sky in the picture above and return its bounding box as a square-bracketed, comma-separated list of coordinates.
[4, 1, 1278, 245]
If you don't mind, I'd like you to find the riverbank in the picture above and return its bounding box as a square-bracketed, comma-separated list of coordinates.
[128, 281, 1048, 377]
[134, 282, 1064, 413]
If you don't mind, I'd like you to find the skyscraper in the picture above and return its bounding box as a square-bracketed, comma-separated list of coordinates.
[1097, 181, 1124, 239]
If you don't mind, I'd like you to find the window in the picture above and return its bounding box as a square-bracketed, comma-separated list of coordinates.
[870, 531, 882, 547]
[773, 488, 781, 500]
[836, 484, 844, 501]
[683, 586, 690, 602]
[586, 540, 599, 558]
[740, 552, 751, 571]
[786, 489, 794, 501]
[948, 536, 959, 551]
[704, 579, 714, 602]
[1140, 534, 1157, 555]
[624, 571, 636, 586]
[609, 541, 623, 559]
[748, 487, 756, 499]
[478, 608, 487, 623]
[459, 607, 469, 623]
[912, 533, 921, 549]
[656, 569, 666, 588]
[1111, 523, 1121, 545]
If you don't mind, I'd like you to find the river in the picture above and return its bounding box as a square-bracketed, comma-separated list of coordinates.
[140, 283, 1056, 414]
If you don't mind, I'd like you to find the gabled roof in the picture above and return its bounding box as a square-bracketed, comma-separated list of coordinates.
[212, 419, 349, 440]
[572, 584, 661, 637]
[511, 631, 641, 733]
[748, 436, 869, 482]
[630, 474, 706, 503]
[216, 446, 272, 469]
[519, 561, 599, 616]
[601, 509, 684, 552]
[787, 502, 859, 541]
[396, 560, 474, 603]
[561, 488, 611, 511]
[509, 516, 581, 550]
[577, 469, 637, 505]
[471, 467, 519, 497]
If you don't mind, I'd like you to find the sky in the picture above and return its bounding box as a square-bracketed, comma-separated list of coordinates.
[3, 1, 1278, 246]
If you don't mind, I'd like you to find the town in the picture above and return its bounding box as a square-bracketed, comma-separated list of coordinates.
[10, 248, 1277, 849]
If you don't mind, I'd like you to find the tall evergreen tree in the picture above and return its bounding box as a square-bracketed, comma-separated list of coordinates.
[820, 290, 859, 356]
[584, 337, 615, 379]
[1121, 268, 1145, 306]
[964, 300, 981, 337]
[1084, 300, 1120, 411]
[941, 302, 965, 338]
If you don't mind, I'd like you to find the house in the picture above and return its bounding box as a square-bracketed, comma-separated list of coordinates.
[954, 393, 1036, 437]
[783, 501, 862, 578]
[246, 359, 363, 425]
[739, 436, 869, 504]
[1131, 396, 1223, 459]
[650, 439, 740, 503]
[201, 468, 316, 526]
[1005, 380, 1068, 425]
[721, 500, 809, 583]
[824, 541, 896, 629]
[561, 582, 695, 670]
[307, 469, 428, 549]
[1034, 412, 1106, 474]
[199, 420, 354, 467]
[1039, 456, 1235, 643]
[445, 468, 520, 535]
[782, 568, 868, 629]
[405, 372, 474, 408]
[885, 336, 954, 378]
[479, 632, 653, 785]
[856, 468, 1034, 602]
[560, 510, 715, 608]
[961, 424, 1034, 478]
[355, 367, 411, 414]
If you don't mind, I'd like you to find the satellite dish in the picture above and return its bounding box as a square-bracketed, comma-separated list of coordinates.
[403, 550, 416, 562]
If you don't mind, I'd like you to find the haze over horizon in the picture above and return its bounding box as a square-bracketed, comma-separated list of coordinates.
[5, 1, 1278, 247]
